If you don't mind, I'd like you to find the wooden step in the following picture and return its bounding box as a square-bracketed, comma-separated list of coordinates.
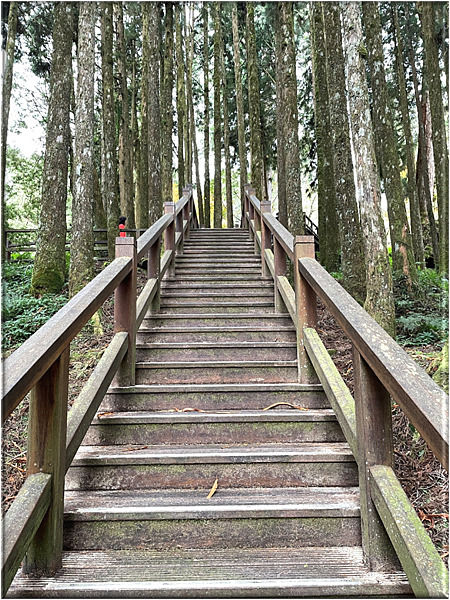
[135, 342, 297, 362]
[7, 546, 412, 598]
[137, 325, 296, 344]
[62, 487, 361, 551]
[140, 314, 292, 329]
[66, 442, 358, 491]
[102, 383, 329, 412]
[158, 303, 275, 315]
[161, 290, 274, 299]
[82, 409, 344, 446]
[135, 360, 298, 384]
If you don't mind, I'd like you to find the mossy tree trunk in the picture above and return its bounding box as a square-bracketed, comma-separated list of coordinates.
[31, 3, 73, 296]
[203, 5, 211, 228]
[161, 2, 174, 205]
[310, 1, 339, 271]
[147, 2, 162, 226]
[213, 2, 222, 228]
[274, 7, 287, 229]
[175, 4, 185, 193]
[393, 5, 425, 269]
[1, 1, 18, 264]
[100, 2, 120, 261]
[341, 1, 396, 337]
[69, 1, 96, 298]
[231, 2, 248, 215]
[322, 2, 366, 303]
[420, 2, 449, 275]
[246, 3, 263, 201]
[139, 3, 150, 230]
[184, 6, 193, 186]
[278, 2, 303, 237]
[220, 16, 233, 229]
[114, 2, 135, 230]
[362, 2, 417, 288]
[131, 53, 143, 228]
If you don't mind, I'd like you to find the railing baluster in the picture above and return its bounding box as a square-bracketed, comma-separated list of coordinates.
[273, 237, 287, 313]
[164, 201, 176, 277]
[294, 236, 318, 383]
[248, 187, 255, 242]
[260, 200, 272, 277]
[148, 236, 161, 313]
[113, 236, 137, 387]
[182, 187, 190, 244]
[353, 348, 399, 571]
[23, 346, 70, 577]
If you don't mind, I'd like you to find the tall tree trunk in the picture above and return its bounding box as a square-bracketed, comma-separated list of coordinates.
[131, 46, 142, 228]
[420, 2, 449, 274]
[114, 2, 135, 230]
[246, 3, 263, 200]
[1, 1, 18, 263]
[101, 2, 120, 261]
[278, 2, 303, 237]
[30, 3, 73, 296]
[203, 5, 211, 228]
[161, 2, 174, 205]
[341, 1, 396, 337]
[147, 2, 162, 225]
[274, 8, 287, 228]
[139, 3, 150, 230]
[184, 6, 193, 185]
[69, 1, 96, 297]
[393, 5, 425, 269]
[220, 22, 233, 228]
[310, 1, 339, 271]
[186, 5, 195, 188]
[175, 4, 185, 193]
[323, 2, 366, 303]
[231, 2, 248, 215]
[362, 2, 416, 288]
[213, 2, 222, 228]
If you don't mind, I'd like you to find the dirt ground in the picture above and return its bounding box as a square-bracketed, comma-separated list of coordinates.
[2, 279, 448, 567]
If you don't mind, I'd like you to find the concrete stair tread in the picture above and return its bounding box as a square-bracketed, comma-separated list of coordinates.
[64, 487, 360, 519]
[91, 409, 336, 424]
[8, 547, 411, 597]
[72, 442, 355, 465]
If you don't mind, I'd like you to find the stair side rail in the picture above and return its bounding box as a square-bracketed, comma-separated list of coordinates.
[1, 188, 196, 595]
[243, 187, 449, 596]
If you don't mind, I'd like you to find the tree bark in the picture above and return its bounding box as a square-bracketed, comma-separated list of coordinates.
[114, 2, 135, 229]
[175, 4, 185, 193]
[231, 3, 248, 215]
[131, 53, 143, 229]
[420, 2, 449, 274]
[100, 2, 120, 260]
[139, 3, 150, 230]
[184, 6, 193, 185]
[69, 1, 96, 297]
[31, 3, 73, 296]
[246, 3, 263, 200]
[393, 5, 425, 269]
[220, 18, 233, 228]
[362, 1, 416, 287]
[213, 2, 222, 228]
[1, 1, 18, 263]
[161, 2, 174, 205]
[274, 5, 287, 228]
[203, 5, 211, 228]
[341, 1, 396, 337]
[322, 2, 366, 303]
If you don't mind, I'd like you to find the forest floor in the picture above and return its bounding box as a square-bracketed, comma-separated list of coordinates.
[2, 264, 448, 568]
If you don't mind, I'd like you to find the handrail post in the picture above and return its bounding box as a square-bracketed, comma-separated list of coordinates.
[182, 186, 191, 241]
[248, 187, 255, 242]
[260, 200, 272, 277]
[23, 346, 70, 577]
[294, 236, 318, 383]
[188, 183, 194, 232]
[243, 183, 250, 231]
[164, 201, 176, 277]
[113, 236, 137, 387]
[353, 348, 399, 571]
[274, 237, 287, 312]
[148, 236, 161, 313]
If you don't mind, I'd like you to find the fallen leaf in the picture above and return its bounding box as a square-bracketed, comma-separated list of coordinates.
[207, 479, 218, 499]
[122, 446, 149, 452]
[262, 402, 308, 411]
[97, 412, 115, 418]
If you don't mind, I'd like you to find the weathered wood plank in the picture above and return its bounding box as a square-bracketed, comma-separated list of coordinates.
[262, 212, 294, 260]
[160, 250, 173, 279]
[303, 328, 357, 458]
[175, 231, 182, 249]
[136, 279, 158, 328]
[370, 464, 449, 598]
[298, 256, 449, 469]
[2, 473, 51, 597]
[2, 257, 132, 422]
[65, 332, 128, 469]
[264, 248, 275, 278]
[174, 193, 190, 216]
[136, 213, 172, 261]
[276, 276, 296, 323]
[247, 192, 261, 212]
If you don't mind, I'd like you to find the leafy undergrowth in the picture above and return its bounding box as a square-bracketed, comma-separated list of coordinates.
[2, 261, 448, 569]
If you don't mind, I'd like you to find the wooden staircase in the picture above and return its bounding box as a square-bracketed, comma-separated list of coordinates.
[8, 228, 412, 597]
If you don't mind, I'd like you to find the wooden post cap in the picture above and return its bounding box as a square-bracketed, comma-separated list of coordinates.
[261, 200, 271, 212]
[294, 235, 315, 245]
[164, 201, 175, 213]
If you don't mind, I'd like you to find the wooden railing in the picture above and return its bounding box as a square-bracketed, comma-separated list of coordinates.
[243, 184, 449, 598]
[1, 186, 198, 595]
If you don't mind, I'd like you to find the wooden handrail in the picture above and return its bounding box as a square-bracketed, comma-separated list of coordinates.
[1, 187, 196, 592]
